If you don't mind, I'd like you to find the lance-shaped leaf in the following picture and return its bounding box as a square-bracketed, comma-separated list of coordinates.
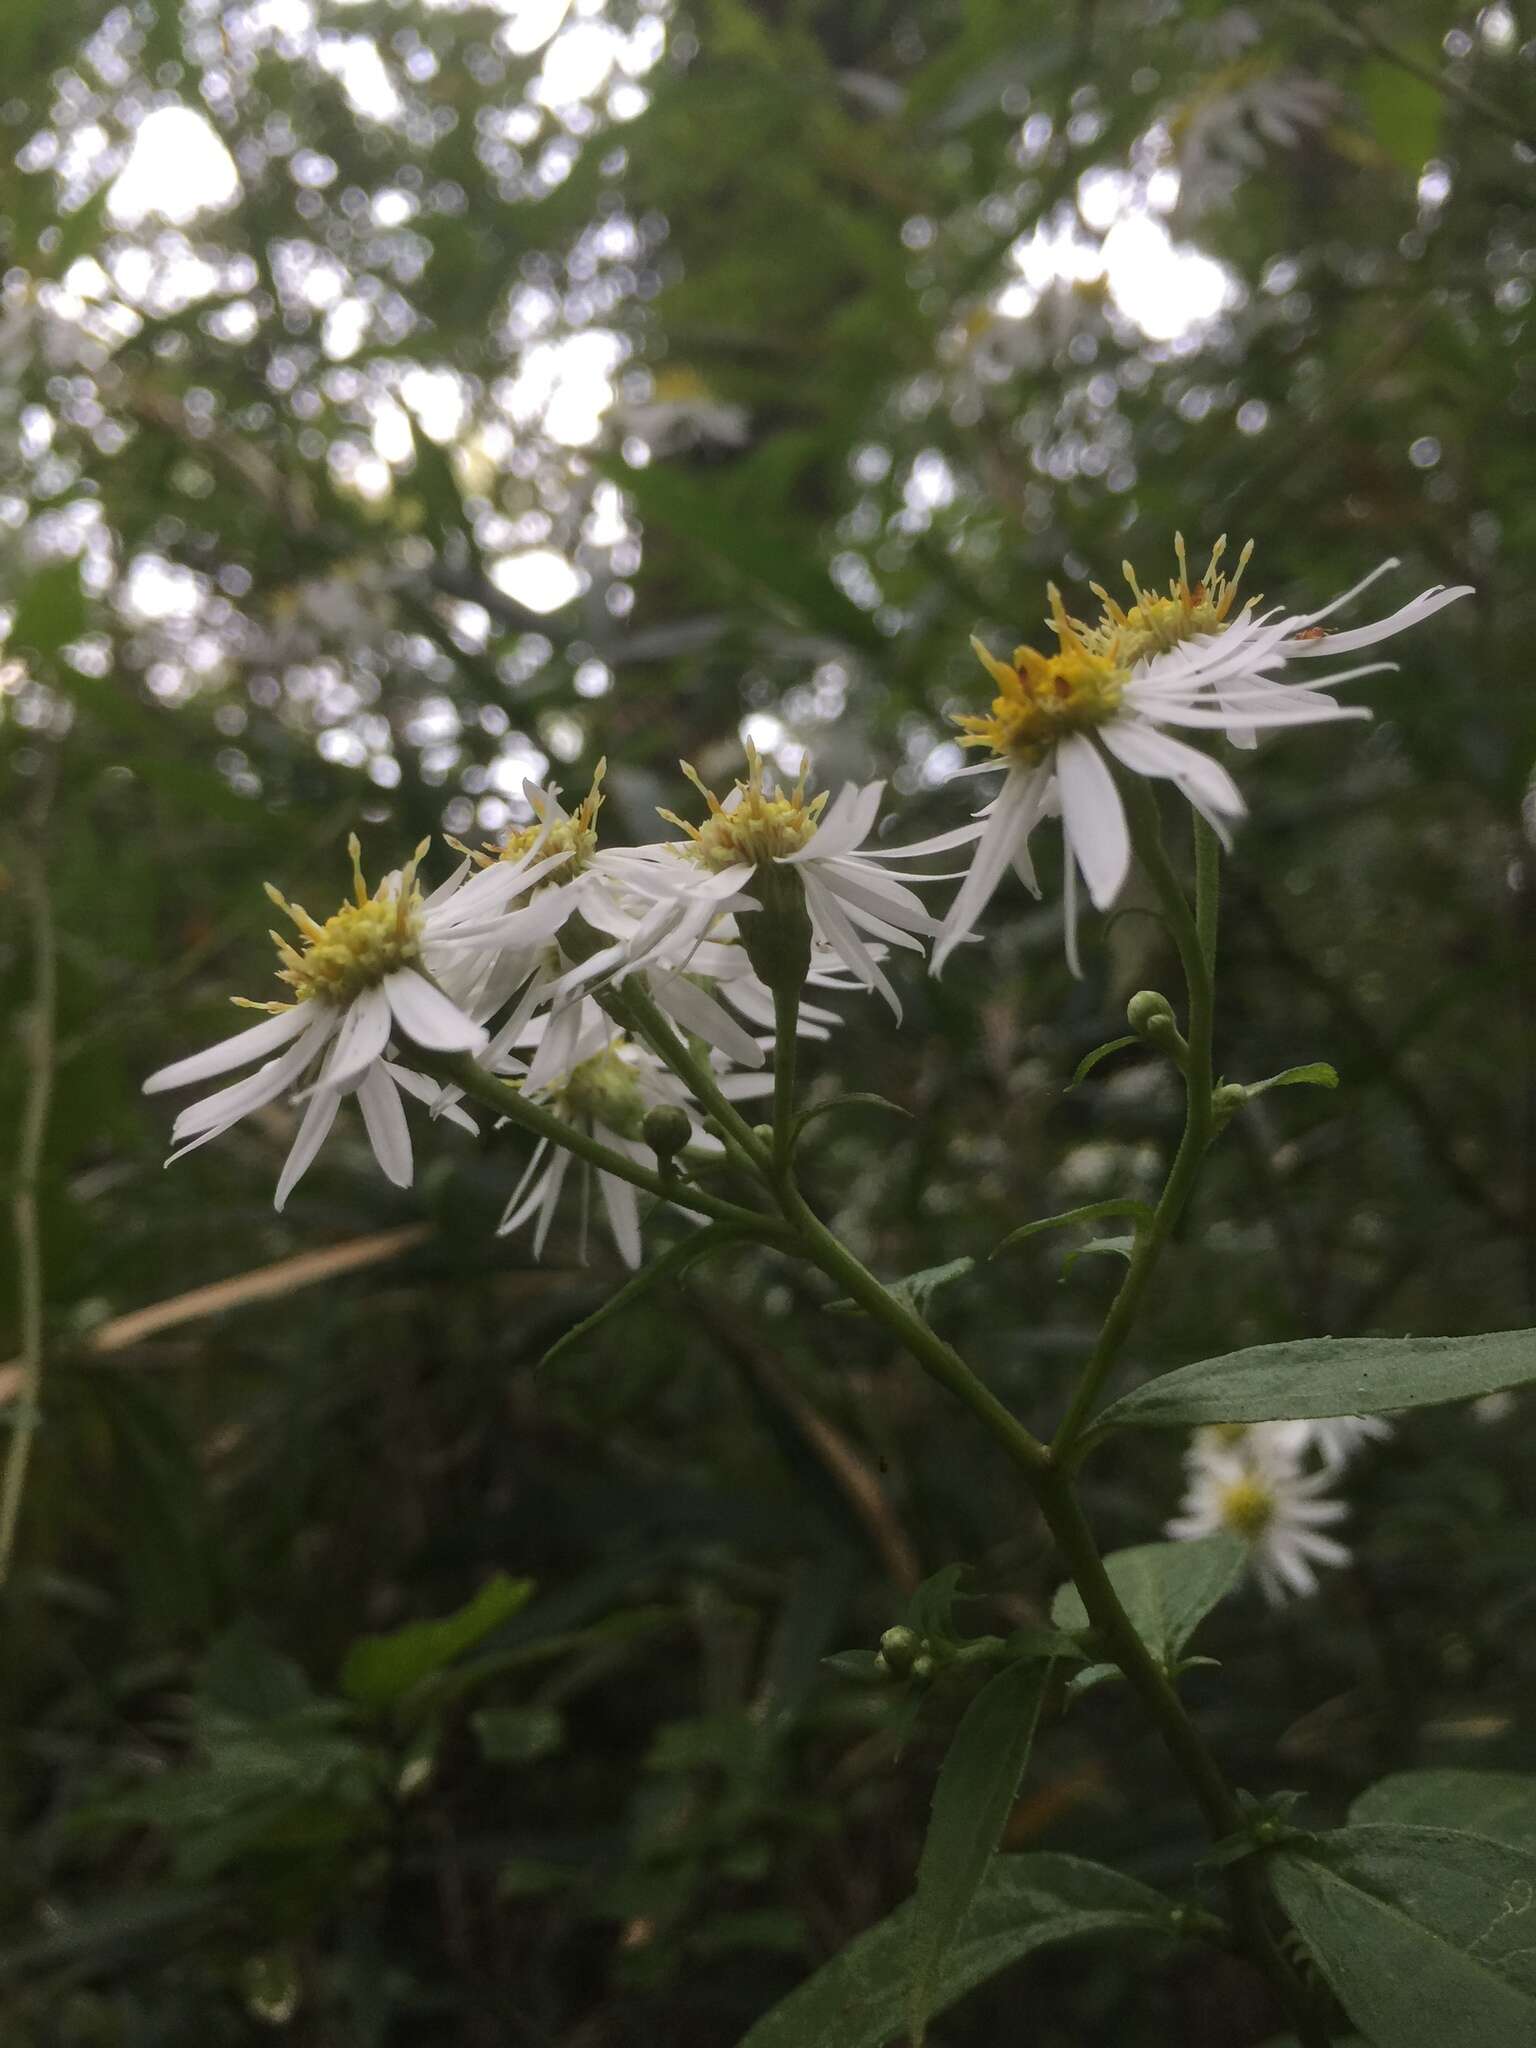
[825, 1256, 975, 1321]
[1269, 1825, 1536, 2047]
[992, 1198, 1154, 1262]
[791, 1092, 912, 1145]
[1350, 1771, 1536, 1853]
[737, 1852, 1170, 2048]
[1067, 1035, 1140, 1089]
[1093, 1329, 1536, 1435]
[1244, 1061, 1338, 1097]
[907, 1658, 1053, 2043]
[1051, 1534, 1244, 1676]
[538, 1224, 748, 1371]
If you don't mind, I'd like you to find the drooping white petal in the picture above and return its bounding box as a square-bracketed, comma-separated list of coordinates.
[802, 870, 901, 1017]
[383, 969, 488, 1054]
[318, 983, 393, 1093]
[169, 1014, 332, 1145]
[650, 972, 766, 1068]
[1056, 733, 1128, 912]
[931, 765, 1045, 975]
[1098, 719, 1246, 822]
[357, 1061, 414, 1188]
[144, 1003, 312, 1095]
[597, 1168, 643, 1269]
[387, 1062, 479, 1135]
[273, 1085, 341, 1212]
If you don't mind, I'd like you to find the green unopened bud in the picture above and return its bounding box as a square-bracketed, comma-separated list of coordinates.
[752, 1123, 774, 1147]
[642, 1104, 693, 1160]
[1127, 989, 1187, 1066]
[878, 1625, 921, 1678]
[910, 1652, 936, 1685]
[1211, 1082, 1249, 1125]
[1127, 989, 1176, 1037]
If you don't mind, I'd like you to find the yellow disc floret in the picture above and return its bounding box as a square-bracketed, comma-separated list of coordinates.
[1218, 1473, 1277, 1542]
[255, 835, 426, 1008]
[1083, 533, 1257, 661]
[659, 741, 827, 871]
[494, 761, 605, 879]
[556, 1040, 647, 1140]
[957, 586, 1127, 764]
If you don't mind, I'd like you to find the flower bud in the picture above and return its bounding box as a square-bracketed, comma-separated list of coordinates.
[752, 1123, 774, 1148]
[1127, 989, 1187, 1065]
[878, 1624, 921, 1678]
[1126, 990, 1176, 1037]
[1210, 1082, 1249, 1126]
[642, 1104, 693, 1160]
[910, 1652, 936, 1685]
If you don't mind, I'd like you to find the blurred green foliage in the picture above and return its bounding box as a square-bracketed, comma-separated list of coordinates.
[2, 0, 1536, 2041]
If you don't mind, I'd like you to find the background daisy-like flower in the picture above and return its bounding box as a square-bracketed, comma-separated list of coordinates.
[1168, 1421, 1352, 1604]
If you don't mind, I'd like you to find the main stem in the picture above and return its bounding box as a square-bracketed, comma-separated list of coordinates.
[1053, 793, 1218, 1457]
[1, 833, 57, 1582]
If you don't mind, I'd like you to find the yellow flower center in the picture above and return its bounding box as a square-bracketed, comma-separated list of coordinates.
[1218, 1474, 1277, 1541]
[486, 762, 605, 883]
[556, 1042, 647, 1139]
[956, 586, 1127, 764]
[255, 835, 426, 1008]
[658, 742, 827, 872]
[1083, 533, 1257, 662]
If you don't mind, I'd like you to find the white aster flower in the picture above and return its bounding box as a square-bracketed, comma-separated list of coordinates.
[1273, 1414, 1393, 1470]
[627, 744, 979, 1017]
[1166, 62, 1341, 219]
[611, 366, 751, 458]
[495, 1001, 769, 1267]
[1168, 1422, 1351, 1604]
[143, 835, 568, 1209]
[933, 541, 1472, 973]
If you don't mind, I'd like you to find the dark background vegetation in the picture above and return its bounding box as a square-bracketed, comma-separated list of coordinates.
[2, 1, 1534, 2041]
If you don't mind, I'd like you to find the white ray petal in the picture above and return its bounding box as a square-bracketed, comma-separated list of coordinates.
[273, 1086, 341, 1211]
[1056, 734, 1128, 911]
[144, 1003, 311, 1094]
[357, 1061, 413, 1188]
[383, 969, 488, 1053]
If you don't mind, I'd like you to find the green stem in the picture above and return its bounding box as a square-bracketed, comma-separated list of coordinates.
[1053, 784, 1216, 1457]
[771, 981, 799, 1178]
[1036, 1469, 1330, 2046]
[781, 1182, 1051, 1481]
[785, 1201, 1325, 2041]
[606, 982, 773, 1175]
[1, 823, 57, 1582]
[433, 1054, 785, 1240]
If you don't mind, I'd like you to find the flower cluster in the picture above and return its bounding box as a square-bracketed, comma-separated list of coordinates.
[144, 541, 1469, 1264]
[1167, 1414, 1392, 1603]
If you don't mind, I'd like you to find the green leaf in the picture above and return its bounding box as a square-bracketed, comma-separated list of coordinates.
[905, 1564, 967, 1644]
[538, 1225, 747, 1371]
[1350, 1772, 1536, 1852]
[737, 1852, 1171, 2048]
[992, 1199, 1154, 1261]
[1269, 1825, 1536, 2046]
[791, 1092, 912, 1144]
[908, 1659, 1051, 2044]
[1245, 1062, 1339, 1097]
[825, 1256, 975, 1321]
[1360, 56, 1442, 178]
[1094, 1330, 1536, 1435]
[471, 1706, 565, 1765]
[1067, 1036, 1140, 1088]
[1051, 1535, 1245, 1675]
[341, 1575, 535, 1709]
[1060, 1234, 1135, 1276]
